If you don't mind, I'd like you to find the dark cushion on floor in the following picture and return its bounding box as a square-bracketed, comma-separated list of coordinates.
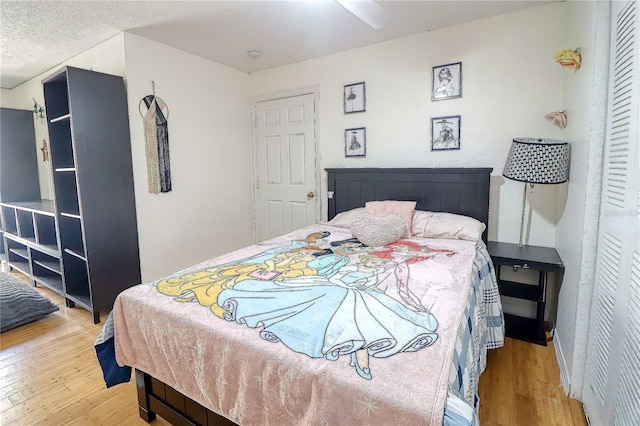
[1, 272, 59, 332]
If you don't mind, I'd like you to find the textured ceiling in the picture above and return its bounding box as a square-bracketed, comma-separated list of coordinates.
[0, 0, 557, 89]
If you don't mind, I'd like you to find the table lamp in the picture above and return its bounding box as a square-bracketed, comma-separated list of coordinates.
[503, 137, 570, 246]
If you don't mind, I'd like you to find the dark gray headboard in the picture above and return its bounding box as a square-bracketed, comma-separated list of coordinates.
[326, 168, 492, 243]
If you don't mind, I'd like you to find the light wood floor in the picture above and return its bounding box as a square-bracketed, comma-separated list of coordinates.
[1, 272, 587, 425]
[477, 335, 587, 426]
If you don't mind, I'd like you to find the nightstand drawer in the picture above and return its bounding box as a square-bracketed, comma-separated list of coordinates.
[487, 241, 564, 272]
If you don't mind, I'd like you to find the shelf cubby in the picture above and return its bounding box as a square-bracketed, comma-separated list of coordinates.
[2, 206, 17, 234]
[62, 250, 91, 307]
[42, 74, 70, 120]
[8, 246, 28, 260]
[48, 120, 74, 170]
[58, 215, 85, 257]
[6, 239, 30, 275]
[34, 213, 58, 247]
[53, 171, 80, 216]
[32, 253, 64, 294]
[16, 209, 35, 240]
[32, 249, 62, 274]
[8, 259, 30, 276]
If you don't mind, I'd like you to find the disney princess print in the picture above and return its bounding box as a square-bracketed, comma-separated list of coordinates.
[154, 231, 459, 381]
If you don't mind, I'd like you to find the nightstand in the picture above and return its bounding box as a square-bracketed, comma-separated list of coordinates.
[487, 241, 564, 346]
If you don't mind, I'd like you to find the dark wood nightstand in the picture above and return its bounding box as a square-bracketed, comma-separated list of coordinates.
[487, 241, 564, 346]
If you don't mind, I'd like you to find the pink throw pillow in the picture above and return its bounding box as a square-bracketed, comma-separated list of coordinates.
[365, 200, 416, 238]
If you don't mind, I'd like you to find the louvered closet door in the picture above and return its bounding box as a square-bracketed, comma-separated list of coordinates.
[582, 1, 640, 425]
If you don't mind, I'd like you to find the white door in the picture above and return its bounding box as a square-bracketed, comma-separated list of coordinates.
[583, 1, 640, 424]
[253, 93, 318, 241]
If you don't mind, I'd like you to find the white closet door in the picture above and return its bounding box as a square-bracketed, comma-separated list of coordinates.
[583, 1, 640, 425]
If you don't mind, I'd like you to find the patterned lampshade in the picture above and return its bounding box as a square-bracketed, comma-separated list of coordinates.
[503, 138, 570, 184]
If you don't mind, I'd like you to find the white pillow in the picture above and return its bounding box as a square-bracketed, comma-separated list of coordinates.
[351, 212, 406, 247]
[412, 210, 486, 241]
[324, 207, 365, 228]
[411, 210, 434, 236]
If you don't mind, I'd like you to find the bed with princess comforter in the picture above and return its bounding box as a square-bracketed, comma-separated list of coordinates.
[96, 168, 504, 426]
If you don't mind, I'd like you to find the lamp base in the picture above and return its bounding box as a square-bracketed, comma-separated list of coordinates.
[519, 184, 528, 247]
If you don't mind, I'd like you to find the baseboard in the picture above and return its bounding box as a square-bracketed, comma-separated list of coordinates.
[553, 333, 570, 395]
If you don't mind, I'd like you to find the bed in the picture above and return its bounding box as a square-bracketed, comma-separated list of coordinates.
[101, 167, 503, 426]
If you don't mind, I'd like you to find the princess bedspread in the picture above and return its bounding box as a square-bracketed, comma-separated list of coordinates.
[98, 224, 503, 425]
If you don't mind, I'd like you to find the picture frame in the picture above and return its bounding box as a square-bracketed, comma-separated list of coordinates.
[431, 62, 462, 101]
[344, 82, 366, 114]
[345, 127, 366, 157]
[431, 115, 461, 151]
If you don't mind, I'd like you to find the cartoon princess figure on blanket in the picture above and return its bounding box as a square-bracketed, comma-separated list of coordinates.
[156, 235, 455, 380]
[155, 232, 335, 317]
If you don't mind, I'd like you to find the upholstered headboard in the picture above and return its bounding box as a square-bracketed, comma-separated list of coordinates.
[326, 168, 492, 243]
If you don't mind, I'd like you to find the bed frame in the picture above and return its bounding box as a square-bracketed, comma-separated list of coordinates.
[136, 167, 493, 426]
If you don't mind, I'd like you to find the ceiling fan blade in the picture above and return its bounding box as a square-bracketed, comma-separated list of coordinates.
[336, 0, 390, 30]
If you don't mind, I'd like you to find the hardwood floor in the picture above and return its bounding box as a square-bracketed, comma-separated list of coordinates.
[0, 272, 170, 426]
[478, 335, 588, 426]
[1, 272, 586, 425]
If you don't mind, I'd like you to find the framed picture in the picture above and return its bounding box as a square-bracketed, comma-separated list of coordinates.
[344, 82, 366, 113]
[345, 127, 366, 157]
[431, 116, 461, 151]
[431, 62, 462, 101]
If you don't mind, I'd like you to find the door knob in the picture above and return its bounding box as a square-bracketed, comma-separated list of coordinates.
[307, 192, 315, 199]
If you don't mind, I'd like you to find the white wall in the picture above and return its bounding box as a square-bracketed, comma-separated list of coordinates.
[123, 33, 253, 282]
[0, 89, 13, 106]
[0, 33, 126, 200]
[555, 0, 610, 399]
[249, 3, 566, 247]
